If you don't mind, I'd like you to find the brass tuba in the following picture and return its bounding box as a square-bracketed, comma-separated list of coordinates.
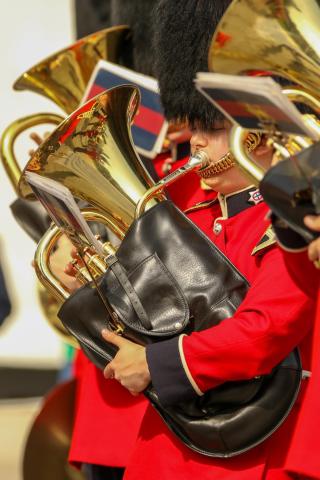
[207, 0, 320, 185]
[20, 86, 159, 301]
[0, 27, 129, 345]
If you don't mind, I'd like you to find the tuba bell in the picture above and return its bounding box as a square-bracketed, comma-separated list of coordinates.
[207, 0, 320, 185]
[14, 26, 129, 115]
[20, 85, 159, 301]
[209, 0, 320, 100]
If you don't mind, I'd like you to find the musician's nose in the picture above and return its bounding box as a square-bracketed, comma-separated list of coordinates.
[190, 131, 208, 153]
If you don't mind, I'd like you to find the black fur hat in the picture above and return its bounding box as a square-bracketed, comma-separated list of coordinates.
[153, 0, 232, 130]
[111, 0, 157, 76]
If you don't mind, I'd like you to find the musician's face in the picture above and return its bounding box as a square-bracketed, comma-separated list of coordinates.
[190, 124, 273, 194]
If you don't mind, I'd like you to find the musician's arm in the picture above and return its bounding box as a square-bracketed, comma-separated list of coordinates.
[146, 246, 315, 406]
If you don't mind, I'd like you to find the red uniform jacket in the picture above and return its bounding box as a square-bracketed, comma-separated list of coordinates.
[123, 188, 315, 480]
[69, 353, 147, 467]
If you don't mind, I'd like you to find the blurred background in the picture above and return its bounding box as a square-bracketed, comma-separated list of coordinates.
[0, 1, 110, 477]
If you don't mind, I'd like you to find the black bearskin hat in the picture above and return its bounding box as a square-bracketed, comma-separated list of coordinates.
[153, 0, 233, 130]
[111, 0, 158, 76]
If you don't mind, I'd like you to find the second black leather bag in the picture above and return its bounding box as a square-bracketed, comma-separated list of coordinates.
[260, 142, 320, 244]
[59, 200, 301, 457]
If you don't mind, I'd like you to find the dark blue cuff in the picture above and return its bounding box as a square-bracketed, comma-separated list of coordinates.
[146, 336, 199, 407]
[271, 214, 308, 250]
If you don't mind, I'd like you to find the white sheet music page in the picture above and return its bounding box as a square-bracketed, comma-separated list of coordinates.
[25, 171, 105, 256]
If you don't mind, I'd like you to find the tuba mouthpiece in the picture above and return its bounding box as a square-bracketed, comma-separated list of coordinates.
[189, 150, 210, 170]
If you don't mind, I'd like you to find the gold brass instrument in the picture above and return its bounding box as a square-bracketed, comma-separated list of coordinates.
[24, 85, 210, 306]
[207, 0, 320, 185]
[14, 26, 129, 114]
[20, 86, 159, 301]
[1, 26, 129, 197]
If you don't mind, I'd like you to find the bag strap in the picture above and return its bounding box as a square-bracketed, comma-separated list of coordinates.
[107, 255, 152, 330]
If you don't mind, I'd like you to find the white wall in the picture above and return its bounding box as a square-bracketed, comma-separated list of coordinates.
[0, 0, 75, 368]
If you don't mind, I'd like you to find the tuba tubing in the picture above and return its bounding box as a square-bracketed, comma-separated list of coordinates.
[34, 208, 125, 302]
[0, 113, 63, 196]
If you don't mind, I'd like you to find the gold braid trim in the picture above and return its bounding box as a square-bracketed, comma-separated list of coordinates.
[198, 152, 235, 178]
[198, 132, 262, 179]
[251, 226, 276, 256]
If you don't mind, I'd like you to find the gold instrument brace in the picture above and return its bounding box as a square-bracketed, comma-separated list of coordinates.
[135, 151, 209, 218]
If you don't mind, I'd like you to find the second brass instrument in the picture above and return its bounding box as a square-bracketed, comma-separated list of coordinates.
[208, 0, 320, 185]
[1, 26, 129, 197]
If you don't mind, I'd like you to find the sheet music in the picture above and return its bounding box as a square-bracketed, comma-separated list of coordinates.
[195, 72, 318, 140]
[25, 171, 105, 256]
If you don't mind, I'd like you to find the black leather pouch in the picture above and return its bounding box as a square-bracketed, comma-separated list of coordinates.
[59, 200, 301, 457]
[260, 142, 320, 243]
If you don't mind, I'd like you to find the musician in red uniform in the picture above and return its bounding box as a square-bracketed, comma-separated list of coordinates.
[101, 1, 317, 478]
[68, 2, 216, 479]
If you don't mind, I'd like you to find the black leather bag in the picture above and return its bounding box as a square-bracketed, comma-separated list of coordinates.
[10, 198, 51, 243]
[260, 142, 320, 244]
[59, 200, 301, 457]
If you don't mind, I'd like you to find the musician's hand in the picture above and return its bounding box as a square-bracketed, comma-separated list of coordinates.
[304, 215, 320, 264]
[64, 246, 83, 278]
[304, 215, 320, 232]
[50, 236, 81, 292]
[102, 329, 151, 395]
